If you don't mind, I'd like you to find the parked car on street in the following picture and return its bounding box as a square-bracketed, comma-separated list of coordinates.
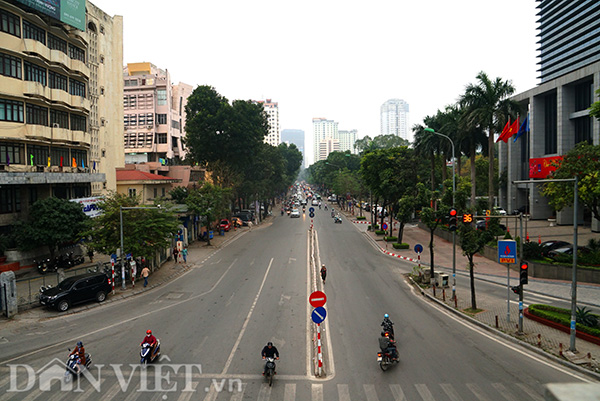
[39, 272, 111, 312]
[547, 244, 591, 259]
[233, 213, 252, 226]
[219, 219, 231, 232]
[493, 206, 507, 215]
[540, 240, 572, 257]
[475, 219, 507, 231]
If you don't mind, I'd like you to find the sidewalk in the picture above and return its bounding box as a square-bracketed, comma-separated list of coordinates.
[343, 210, 600, 375]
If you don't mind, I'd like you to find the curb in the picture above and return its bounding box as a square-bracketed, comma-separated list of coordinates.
[407, 275, 600, 381]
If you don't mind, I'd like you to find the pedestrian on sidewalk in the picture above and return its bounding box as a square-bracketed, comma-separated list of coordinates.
[173, 247, 179, 263]
[182, 247, 188, 264]
[141, 266, 150, 287]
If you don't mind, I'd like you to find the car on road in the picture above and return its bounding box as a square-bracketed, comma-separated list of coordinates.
[540, 240, 571, 257]
[475, 219, 507, 231]
[312, 199, 318, 206]
[493, 206, 507, 216]
[290, 209, 300, 218]
[39, 272, 111, 312]
[547, 244, 591, 259]
[219, 219, 231, 232]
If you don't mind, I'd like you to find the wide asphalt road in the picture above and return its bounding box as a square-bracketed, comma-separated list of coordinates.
[0, 207, 594, 400]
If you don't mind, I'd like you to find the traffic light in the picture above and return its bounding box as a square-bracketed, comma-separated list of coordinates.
[520, 261, 528, 285]
[448, 208, 458, 232]
[511, 285, 522, 295]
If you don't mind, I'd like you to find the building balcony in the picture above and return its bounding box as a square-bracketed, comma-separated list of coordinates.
[50, 88, 71, 105]
[0, 75, 22, 98]
[0, 122, 25, 140]
[24, 124, 91, 147]
[23, 80, 51, 99]
[70, 58, 90, 79]
[48, 49, 70, 69]
[70, 95, 90, 112]
[22, 39, 50, 60]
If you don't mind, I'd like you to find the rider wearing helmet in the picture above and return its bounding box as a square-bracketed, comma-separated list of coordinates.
[261, 342, 280, 375]
[141, 329, 158, 354]
[379, 331, 398, 360]
[381, 314, 394, 338]
[320, 264, 327, 282]
[70, 341, 86, 365]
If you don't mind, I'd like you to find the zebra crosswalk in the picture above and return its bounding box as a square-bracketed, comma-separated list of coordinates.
[0, 379, 545, 401]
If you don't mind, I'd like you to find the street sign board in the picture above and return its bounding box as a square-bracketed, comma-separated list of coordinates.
[311, 306, 327, 324]
[414, 244, 423, 254]
[309, 212, 315, 218]
[498, 240, 517, 264]
[382, 222, 388, 230]
[309, 207, 315, 213]
[309, 291, 327, 307]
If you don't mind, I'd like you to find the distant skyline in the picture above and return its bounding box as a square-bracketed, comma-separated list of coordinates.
[94, 0, 539, 167]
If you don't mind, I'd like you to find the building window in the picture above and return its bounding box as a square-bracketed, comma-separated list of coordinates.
[544, 93, 557, 155]
[162, 188, 165, 197]
[156, 114, 167, 125]
[50, 146, 68, 167]
[124, 79, 137, 87]
[29, 186, 37, 206]
[0, 52, 22, 79]
[153, 188, 157, 198]
[24, 61, 47, 86]
[47, 33, 67, 54]
[0, 9, 21, 37]
[70, 114, 87, 132]
[157, 89, 167, 106]
[26, 103, 48, 126]
[22, 20, 45, 45]
[156, 133, 167, 144]
[48, 70, 68, 91]
[72, 149, 87, 168]
[574, 81, 593, 112]
[50, 109, 69, 128]
[0, 98, 24, 122]
[68, 44, 86, 63]
[27, 144, 49, 166]
[138, 114, 146, 126]
[0, 187, 17, 213]
[0, 142, 23, 164]
[128, 188, 136, 197]
[69, 79, 86, 97]
[574, 117, 592, 145]
[171, 119, 180, 130]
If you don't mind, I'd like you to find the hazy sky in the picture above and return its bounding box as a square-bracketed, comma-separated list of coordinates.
[94, 0, 539, 166]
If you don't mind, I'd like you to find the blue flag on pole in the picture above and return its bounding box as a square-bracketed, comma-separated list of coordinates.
[513, 114, 529, 142]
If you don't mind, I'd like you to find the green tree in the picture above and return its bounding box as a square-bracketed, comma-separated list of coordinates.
[186, 183, 231, 246]
[169, 187, 189, 204]
[590, 88, 600, 121]
[460, 71, 520, 209]
[14, 197, 88, 258]
[458, 222, 494, 310]
[83, 193, 179, 262]
[415, 183, 447, 282]
[395, 195, 414, 243]
[542, 142, 600, 222]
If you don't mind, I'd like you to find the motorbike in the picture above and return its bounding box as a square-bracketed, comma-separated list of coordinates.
[140, 339, 161, 365]
[334, 215, 342, 224]
[382, 322, 395, 340]
[281, 209, 284, 216]
[263, 357, 277, 386]
[36, 258, 55, 274]
[64, 350, 92, 382]
[377, 347, 398, 371]
[331, 210, 335, 218]
[286, 210, 291, 216]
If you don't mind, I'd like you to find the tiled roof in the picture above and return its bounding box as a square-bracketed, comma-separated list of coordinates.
[116, 170, 178, 181]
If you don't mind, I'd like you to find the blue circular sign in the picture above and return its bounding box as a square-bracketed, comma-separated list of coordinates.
[382, 223, 388, 230]
[414, 244, 423, 253]
[309, 207, 315, 213]
[311, 306, 327, 324]
[309, 212, 315, 218]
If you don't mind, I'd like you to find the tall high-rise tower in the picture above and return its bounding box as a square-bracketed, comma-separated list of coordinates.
[254, 99, 279, 146]
[313, 118, 338, 163]
[380, 99, 409, 141]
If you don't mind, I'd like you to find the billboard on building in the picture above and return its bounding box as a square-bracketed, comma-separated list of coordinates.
[70, 196, 104, 218]
[16, 0, 86, 31]
[529, 156, 563, 179]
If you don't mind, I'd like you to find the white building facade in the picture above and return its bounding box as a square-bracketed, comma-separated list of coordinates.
[254, 99, 279, 146]
[380, 99, 409, 141]
[338, 129, 358, 154]
[313, 118, 338, 162]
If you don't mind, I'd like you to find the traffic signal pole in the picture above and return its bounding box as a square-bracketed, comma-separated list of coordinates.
[518, 213, 524, 334]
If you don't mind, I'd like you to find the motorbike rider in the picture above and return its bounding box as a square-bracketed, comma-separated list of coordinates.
[379, 331, 398, 360]
[320, 264, 327, 283]
[69, 341, 86, 372]
[141, 329, 158, 357]
[381, 313, 395, 338]
[261, 342, 279, 375]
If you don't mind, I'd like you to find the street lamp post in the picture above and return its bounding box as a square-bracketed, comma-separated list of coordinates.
[425, 128, 456, 299]
[120, 205, 161, 290]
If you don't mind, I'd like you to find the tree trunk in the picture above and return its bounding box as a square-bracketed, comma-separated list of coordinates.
[488, 127, 495, 209]
[441, 153, 447, 184]
[468, 254, 477, 310]
[470, 143, 476, 207]
[398, 222, 405, 244]
[456, 155, 462, 180]
[429, 228, 435, 282]
[430, 153, 436, 191]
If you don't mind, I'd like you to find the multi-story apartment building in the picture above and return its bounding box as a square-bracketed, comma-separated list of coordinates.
[313, 117, 338, 162]
[0, 0, 123, 235]
[281, 129, 304, 166]
[500, 0, 600, 231]
[253, 99, 279, 146]
[123, 62, 192, 165]
[380, 99, 409, 141]
[338, 129, 358, 154]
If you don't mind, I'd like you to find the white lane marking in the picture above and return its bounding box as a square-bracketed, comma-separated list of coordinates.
[466, 383, 492, 401]
[177, 381, 199, 401]
[229, 382, 246, 401]
[312, 383, 323, 401]
[419, 291, 594, 383]
[389, 384, 406, 401]
[516, 383, 544, 401]
[221, 258, 274, 375]
[0, 259, 239, 365]
[306, 231, 312, 377]
[414, 384, 435, 401]
[283, 383, 296, 401]
[338, 383, 351, 401]
[364, 384, 379, 401]
[491, 382, 519, 401]
[257, 383, 271, 401]
[440, 383, 462, 401]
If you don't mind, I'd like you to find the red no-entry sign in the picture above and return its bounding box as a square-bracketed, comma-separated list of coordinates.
[309, 290, 327, 308]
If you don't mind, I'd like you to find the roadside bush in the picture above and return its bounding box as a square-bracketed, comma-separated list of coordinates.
[368, 224, 380, 231]
[503, 231, 513, 239]
[393, 243, 409, 249]
[356, 216, 366, 220]
[384, 236, 397, 242]
[523, 241, 543, 260]
[528, 304, 600, 338]
[576, 306, 599, 328]
[375, 230, 386, 235]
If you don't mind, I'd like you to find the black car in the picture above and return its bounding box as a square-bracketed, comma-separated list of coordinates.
[39, 272, 112, 312]
[475, 219, 507, 231]
[540, 240, 571, 257]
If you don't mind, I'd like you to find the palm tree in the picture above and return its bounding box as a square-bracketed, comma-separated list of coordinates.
[413, 122, 442, 191]
[460, 71, 520, 209]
